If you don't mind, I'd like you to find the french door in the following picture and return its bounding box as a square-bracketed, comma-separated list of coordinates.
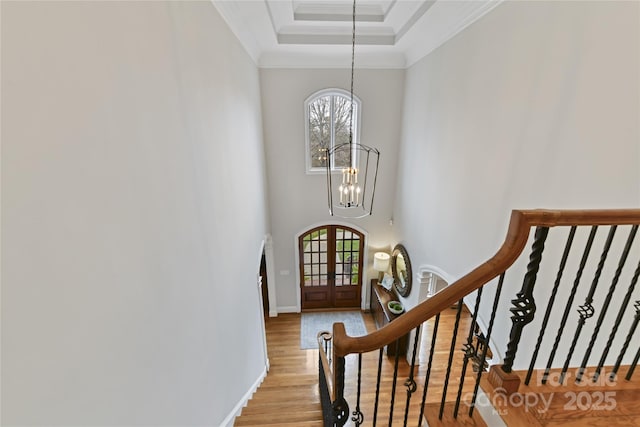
[299, 225, 364, 309]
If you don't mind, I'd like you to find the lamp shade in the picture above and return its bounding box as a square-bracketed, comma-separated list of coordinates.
[373, 252, 390, 272]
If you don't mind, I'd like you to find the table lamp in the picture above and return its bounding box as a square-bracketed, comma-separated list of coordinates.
[373, 252, 390, 283]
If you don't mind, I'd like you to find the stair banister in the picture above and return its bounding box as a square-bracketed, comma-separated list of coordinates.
[332, 209, 640, 358]
[323, 208, 640, 427]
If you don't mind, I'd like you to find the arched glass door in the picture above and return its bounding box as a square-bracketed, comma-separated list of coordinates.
[299, 225, 364, 309]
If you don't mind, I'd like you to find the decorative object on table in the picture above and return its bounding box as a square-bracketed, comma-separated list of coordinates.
[381, 274, 394, 291]
[370, 280, 409, 356]
[392, 244, 413, 297]
[373, 251, 390, 282]
[325, 0, 380, 218]
[387, 300, 404, 314]
[300, 311, 367, 350]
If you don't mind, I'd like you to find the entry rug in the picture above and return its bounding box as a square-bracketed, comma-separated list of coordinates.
[300, 311, 367, 350]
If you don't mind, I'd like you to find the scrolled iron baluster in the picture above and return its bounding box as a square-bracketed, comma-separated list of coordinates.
[470, 273, 505, 417]
[543, 226, 598, 384]
[351, 353, 364, 426]
[388, 339, 402, 426]
[333, 355, 349, 427]
[454, 286, 484, 418]
[611, 299, 640, 380]
[418, 314, 440, 424]
[440, 299, 464, 420]
[578, 303, 596, 319]
[581, 225, 638, 382]
[561, 225, 617, 384]
[404, 378, 417, 393]
[403, 325, 421, 427]
[372, 348, 383, 427]
[526, 226, 576, 385]
[351, 410, 364, 426]
[502, 226, 549, 373]
[471, 331, 489, 373]
[626, 344, 640, 380]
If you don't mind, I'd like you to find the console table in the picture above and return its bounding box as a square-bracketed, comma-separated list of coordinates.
[369, 279, 409, 356]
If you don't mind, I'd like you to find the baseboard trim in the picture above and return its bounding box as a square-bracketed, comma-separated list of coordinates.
[220, 366, 267, 427]
[277, 305, 299, 313]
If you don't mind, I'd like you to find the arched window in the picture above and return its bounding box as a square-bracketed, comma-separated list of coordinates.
[304, 88, 361, 174]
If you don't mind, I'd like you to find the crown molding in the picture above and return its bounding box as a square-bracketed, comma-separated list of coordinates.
[211, 0, 504, 70]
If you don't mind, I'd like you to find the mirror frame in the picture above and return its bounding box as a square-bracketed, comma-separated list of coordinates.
[391, 244, 412, 297]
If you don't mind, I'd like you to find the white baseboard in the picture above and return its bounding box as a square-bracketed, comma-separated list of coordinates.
[277, 305, 299, 313]
[219, 366, 267, 427]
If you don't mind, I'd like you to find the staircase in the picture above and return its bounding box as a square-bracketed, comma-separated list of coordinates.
[233, 314, 324, 426]
[237, 209, 640, 426]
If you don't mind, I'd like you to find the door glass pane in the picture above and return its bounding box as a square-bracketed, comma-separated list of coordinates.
[302, 228, 329, 288]
[335, 228, 360, 286]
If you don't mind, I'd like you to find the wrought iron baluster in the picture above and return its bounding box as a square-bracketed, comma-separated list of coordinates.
[319, 351, 334, 427]
[418, 313, 440, 425]
[403, 326, 420, 427]
[439, 299, 464, 420]
[454, 287, 484, 418]
[577, 226, 636, 383]
[470, 273, 505, 417]
[526, 227, 576, 385]
[351, 353, 364, 426]
[612, 300, 640, 380]
[502, 226, 549, 373]
[625, 344, 640, 380]
[544, 226, 598, 384]
[373, 348, 383, 427]
[333, 355, 349, 426]
[322, 332, 333, 365]
[593, 233, 640, 382]
[389, 339, 401, 426]
[561, 226, 617, 384]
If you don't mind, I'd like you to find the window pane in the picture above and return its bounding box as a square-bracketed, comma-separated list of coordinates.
[309, 96, 331, 168]
[333, 95, 354, 168]
[306, 91, 360, 172]
[334, 96, 351, 140]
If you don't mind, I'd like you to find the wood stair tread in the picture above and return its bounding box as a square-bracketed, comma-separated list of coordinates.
[422, 401, 488, 426]
[481, 367, 640, 427]
[240, 401, 321, 415]
[234, 409, 323, 426]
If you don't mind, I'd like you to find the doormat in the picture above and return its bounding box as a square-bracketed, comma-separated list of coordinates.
[300, 311, 367, 350]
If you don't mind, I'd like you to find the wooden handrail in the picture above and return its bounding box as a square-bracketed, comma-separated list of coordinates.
[333, 209, 640, 357]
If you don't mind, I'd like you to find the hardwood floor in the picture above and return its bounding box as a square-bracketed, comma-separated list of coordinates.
[234, 308, 640, 426]
[234, 306, 484, 426]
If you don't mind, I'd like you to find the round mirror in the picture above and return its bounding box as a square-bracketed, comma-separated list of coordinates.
[391, 244, 412, 297]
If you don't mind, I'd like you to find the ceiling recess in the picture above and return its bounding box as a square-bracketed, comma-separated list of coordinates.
[211, 0, 502, 68]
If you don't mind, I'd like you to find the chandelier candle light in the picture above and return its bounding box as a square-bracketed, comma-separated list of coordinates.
[325, 0, 380, 218]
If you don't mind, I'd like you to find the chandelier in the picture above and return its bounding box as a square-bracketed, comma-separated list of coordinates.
[325, 0, 379, 218]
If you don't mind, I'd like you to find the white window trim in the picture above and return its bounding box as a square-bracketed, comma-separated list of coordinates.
[304, 88, 362, 175]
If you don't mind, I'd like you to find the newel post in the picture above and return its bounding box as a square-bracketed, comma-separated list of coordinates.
[489, 226, 549, 394]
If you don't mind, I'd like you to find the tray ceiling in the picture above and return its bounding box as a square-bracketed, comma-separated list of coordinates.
[212, 0, 502, 68]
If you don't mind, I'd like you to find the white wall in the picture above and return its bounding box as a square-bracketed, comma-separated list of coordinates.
[395, 1, 639, 368]
[1, 1, 269, 425]
[259, 68, 404, 311]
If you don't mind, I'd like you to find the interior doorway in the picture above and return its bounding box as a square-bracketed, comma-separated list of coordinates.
[298, 225, 364, 310]
[259, 252, 269, 317]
